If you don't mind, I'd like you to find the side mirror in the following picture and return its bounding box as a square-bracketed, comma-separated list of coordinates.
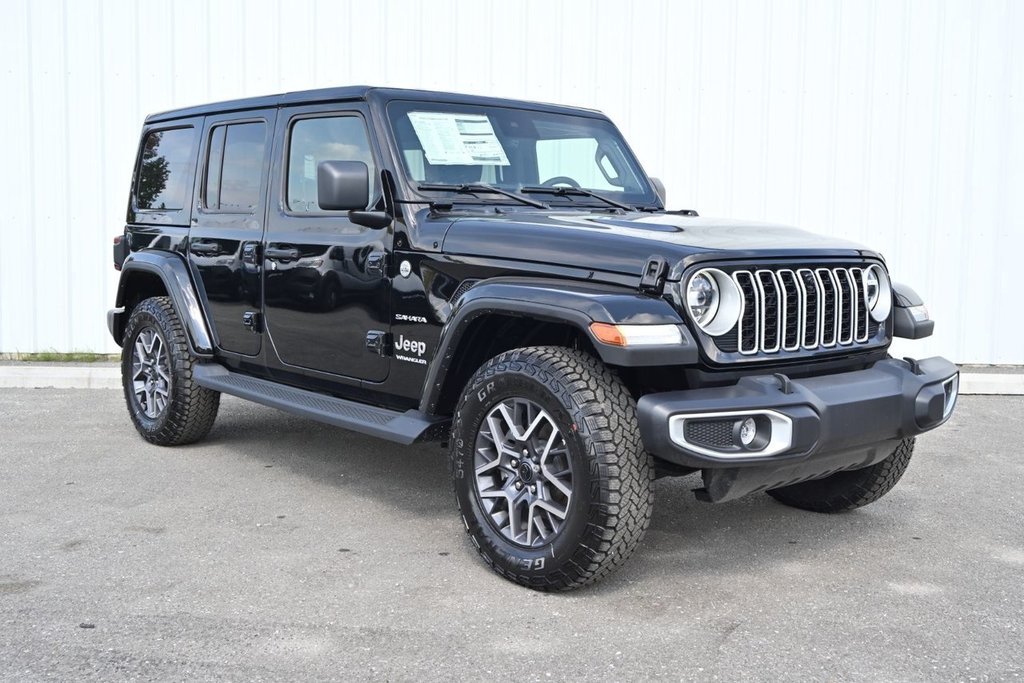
[649, 177, 667, 205]
[317, 160, 370, 211]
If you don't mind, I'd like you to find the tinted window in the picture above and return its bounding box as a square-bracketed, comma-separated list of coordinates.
[205, 122, 266, 211]
[136, 127, 196, 210]
[287, 116, 375, 213]
[386, 101, 656, 206]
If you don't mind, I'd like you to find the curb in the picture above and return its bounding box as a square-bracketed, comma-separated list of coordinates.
[0, 365, 121, 390]
[0, 364, 1021, 395]
[958, 373, 1024, 396]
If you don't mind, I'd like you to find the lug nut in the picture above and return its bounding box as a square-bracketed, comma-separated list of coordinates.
[522, 449, 529, 457]
[529, 485, 536, 494]
[510, 458, 519, 468]
[515, 481, 524, 491]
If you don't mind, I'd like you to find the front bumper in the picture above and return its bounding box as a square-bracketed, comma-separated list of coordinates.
[637, 357, 959, 502]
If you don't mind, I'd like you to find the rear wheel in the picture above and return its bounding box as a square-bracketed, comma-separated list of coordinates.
[121, 296, 220, 446]
[767, 438, 915, 513]
[449, 346, 654, 591]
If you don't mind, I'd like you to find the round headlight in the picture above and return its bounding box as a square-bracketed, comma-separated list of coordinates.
[685, 268, 742, 336]
[864, 264, 892, 322]
[686, 272, 719, 325]
[864, 268, 879, 308]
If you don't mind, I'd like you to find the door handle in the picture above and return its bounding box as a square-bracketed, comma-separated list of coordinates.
[366, 251, 387, 277]
[265, 246, 300, 261]
[190, 241, 220, 256]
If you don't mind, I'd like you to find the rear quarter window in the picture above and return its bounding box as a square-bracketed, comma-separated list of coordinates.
[135, 127, 197, 212]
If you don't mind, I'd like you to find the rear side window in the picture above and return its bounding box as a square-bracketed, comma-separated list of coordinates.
[136, 127, 196, 211]
[287, 116, 375, 213]
[204, 122, 267, 212]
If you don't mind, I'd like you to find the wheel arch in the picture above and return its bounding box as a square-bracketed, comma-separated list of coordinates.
[419, 277, 697, 416]
[111, 250, 214, 357]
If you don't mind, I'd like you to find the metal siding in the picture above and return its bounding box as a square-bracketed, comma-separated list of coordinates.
[0, 0, 1020, 363]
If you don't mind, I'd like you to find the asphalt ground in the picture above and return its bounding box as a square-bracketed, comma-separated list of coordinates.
[0, 389, 1021, 681]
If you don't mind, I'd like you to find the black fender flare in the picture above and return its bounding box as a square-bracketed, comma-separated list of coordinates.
[418, 277, 698, 414]
[110, 250, 215, 356]
[892, 282, 935, 340]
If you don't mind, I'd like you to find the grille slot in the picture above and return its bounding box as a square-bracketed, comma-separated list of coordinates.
[448, 278, 480, 303]
[684, 419, 736, 449]
[730, 265, 877, 356]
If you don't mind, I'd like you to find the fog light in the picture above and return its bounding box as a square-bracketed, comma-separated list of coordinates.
[668, 410, 794, 458]
[738, 417, 757, 446]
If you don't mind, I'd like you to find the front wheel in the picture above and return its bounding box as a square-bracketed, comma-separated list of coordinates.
[767, 438, 916, 513]
[121, 296, 220, 446]
[449, 346, 654, 591]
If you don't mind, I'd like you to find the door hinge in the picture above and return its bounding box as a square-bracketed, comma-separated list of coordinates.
[366, 251, 387, 278]
[639, 255, 669, 295]
[366, 330, 391, 356]
[242, 311, 262, 333]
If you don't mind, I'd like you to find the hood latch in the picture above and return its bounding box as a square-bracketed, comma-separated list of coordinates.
[639, 255, 669, 296]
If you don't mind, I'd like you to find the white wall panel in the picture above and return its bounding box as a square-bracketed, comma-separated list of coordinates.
[0, 0, 1020, 363]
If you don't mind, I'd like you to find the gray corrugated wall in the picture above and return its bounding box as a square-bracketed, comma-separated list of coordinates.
[1, 0, 1021, 362]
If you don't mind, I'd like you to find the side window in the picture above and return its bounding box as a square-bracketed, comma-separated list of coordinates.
[136, 127, 196, 210]
[204, 122, 266, 212]
[287, 116, 375, 213]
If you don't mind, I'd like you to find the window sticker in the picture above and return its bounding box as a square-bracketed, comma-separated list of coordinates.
[407, 112, 510, 166]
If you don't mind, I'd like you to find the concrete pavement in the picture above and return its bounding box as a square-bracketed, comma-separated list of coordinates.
[0, 389, 1021, 681]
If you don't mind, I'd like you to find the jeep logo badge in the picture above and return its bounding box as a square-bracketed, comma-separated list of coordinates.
[395, 334, 426, 357]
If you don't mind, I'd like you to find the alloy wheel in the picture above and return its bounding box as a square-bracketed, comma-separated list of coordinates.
[131, 327, 171, 419]
[473, 397, 574, 547]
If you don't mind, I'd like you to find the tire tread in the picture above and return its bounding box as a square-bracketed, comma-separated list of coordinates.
[122, 296, 220, 446]
[767, 438, 915, 513]
[450, 346, 654, 591]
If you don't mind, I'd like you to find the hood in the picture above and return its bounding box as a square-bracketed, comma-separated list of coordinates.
[440, 211, 876, 278]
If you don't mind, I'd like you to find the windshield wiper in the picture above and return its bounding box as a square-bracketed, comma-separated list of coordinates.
[417, 183, 549, 209]
[519, 185, 634, 211]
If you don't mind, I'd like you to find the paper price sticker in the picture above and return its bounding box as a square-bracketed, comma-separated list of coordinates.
[407, 112, 510, 166]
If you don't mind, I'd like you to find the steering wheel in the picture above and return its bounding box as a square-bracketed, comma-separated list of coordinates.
[540, 176, 582, 189]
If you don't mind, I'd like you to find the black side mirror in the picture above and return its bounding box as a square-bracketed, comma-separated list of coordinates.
[317, 160, 370, 211]
[649, 177, 667, 205]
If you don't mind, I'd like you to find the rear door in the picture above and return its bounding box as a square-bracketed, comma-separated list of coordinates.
[188, 109, 276, 357]
[262, 104, 390, 381]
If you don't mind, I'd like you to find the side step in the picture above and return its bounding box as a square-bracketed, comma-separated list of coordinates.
[193, 364, 448, 445]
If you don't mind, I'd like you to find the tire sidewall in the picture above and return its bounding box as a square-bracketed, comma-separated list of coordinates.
[121, 303, 175, 437]
[451, 360, 600, 582]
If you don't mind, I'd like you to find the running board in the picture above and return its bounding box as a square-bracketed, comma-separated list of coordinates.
[193, 364, 448, 445]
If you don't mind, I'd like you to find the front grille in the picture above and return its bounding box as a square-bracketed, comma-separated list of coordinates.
[728, 266, 877, 356]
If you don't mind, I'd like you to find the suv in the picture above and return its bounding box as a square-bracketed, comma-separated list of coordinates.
[109, 87, 958, 591]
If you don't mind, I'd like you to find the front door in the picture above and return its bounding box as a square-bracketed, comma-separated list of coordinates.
[262, 106, 390, 381]
[188, 109, 276, 356]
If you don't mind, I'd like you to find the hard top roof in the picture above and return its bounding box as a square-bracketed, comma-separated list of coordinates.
[144, 86, 604, 124]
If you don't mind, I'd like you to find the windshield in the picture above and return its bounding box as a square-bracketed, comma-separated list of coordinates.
[386, 100, 659, 208]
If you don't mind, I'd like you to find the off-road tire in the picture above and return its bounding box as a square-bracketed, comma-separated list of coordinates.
[767, 438, 915, 513]
[121, 296, 220, 446]
[449, 346, 654, 591]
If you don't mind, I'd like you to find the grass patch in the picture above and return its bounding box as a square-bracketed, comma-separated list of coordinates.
[4, 351, 119, 363]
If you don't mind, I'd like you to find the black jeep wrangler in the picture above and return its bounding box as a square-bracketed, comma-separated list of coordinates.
[109, 87, 958, 591]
